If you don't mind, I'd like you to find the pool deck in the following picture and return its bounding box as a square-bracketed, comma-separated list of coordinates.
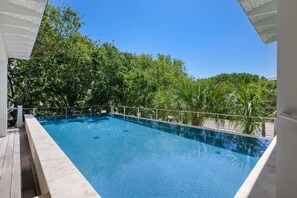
[0, 128, 40, 198]
[0, 128, 21, 198]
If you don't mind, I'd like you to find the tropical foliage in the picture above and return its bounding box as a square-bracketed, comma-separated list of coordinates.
[7, 4, 276, 134]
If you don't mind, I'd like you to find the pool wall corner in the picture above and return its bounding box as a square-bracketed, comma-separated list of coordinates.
[24, 114, 101, 198]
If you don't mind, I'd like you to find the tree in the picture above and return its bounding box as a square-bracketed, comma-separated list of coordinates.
[7, 3, 277, 135]
[8, 4, 95, 107]
[232, 84, 263, 134]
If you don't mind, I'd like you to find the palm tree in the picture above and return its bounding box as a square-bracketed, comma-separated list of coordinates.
[172, 81, 207, 126]
[205, 83, 234, 125]
[232, 84, 263, 134]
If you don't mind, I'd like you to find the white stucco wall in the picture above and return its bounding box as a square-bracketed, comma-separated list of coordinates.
[277, 0, 297, 196]
[0, 31, 8, 137]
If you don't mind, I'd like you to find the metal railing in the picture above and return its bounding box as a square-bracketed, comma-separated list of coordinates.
[7, 105, 276, 138]
[9, 106, 108, 116]
[7, 105, 109, 127]
[115, 106, 276, 138]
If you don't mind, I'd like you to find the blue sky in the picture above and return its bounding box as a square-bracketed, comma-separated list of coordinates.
[51, 0, 277, 79]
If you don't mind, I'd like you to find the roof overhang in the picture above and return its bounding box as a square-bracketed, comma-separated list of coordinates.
[0, 0, 47, 60]
[239, 0, 277, 44]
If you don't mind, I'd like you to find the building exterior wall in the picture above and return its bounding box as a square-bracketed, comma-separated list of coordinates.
[277, 0, 297, 196]
[0, 32, 8, 137]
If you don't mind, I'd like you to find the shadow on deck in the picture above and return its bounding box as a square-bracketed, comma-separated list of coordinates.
[0, 128, 40, 198]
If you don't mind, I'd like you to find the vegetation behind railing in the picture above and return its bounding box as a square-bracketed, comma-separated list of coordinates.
[7, 105, 108, 126]
[116, 106, 276, 138]
[7, 5, 276, 121]
[8, 105, 275, 138]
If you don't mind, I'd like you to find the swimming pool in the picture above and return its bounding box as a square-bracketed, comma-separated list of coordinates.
[39, 115, 271, 198]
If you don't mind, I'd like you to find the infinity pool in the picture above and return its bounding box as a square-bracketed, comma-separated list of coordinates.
[40, 115, 270, 198]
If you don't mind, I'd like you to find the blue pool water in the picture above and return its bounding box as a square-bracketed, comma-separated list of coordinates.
[40, 115, 270, 198]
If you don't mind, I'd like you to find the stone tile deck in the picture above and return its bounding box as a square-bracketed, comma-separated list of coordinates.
[0, 128, 40, 198]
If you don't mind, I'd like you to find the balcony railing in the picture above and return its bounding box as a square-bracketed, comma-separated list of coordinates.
[115, 106, 276, 138]
[8, 105, 276, 138]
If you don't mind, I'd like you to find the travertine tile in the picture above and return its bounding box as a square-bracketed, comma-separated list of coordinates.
[25, 115, 100, 198]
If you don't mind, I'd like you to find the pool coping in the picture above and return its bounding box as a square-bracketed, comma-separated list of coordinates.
[235, 136, 276, 198]
[24, 114, 101, 198]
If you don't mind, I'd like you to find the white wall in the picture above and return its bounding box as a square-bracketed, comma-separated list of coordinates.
[0, 31, 8, 137]
[277, 0, 297, 196]
[0, 60, 7, 137]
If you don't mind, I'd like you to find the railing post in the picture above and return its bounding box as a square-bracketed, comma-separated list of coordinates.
[65, 107, 68, 118]
[33, 108, 37, 116]
[180, 111, 184, 124]
[16, 105, 23, 127]
[124, 106, 126, 119]
[109, 101, 114, 116]
[137, 107, 140, 122]
[217, 114, 219, 131]
[156, 109, 158, 120]
[273, 118, 277, 137]
[261, 119, 266, 137]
